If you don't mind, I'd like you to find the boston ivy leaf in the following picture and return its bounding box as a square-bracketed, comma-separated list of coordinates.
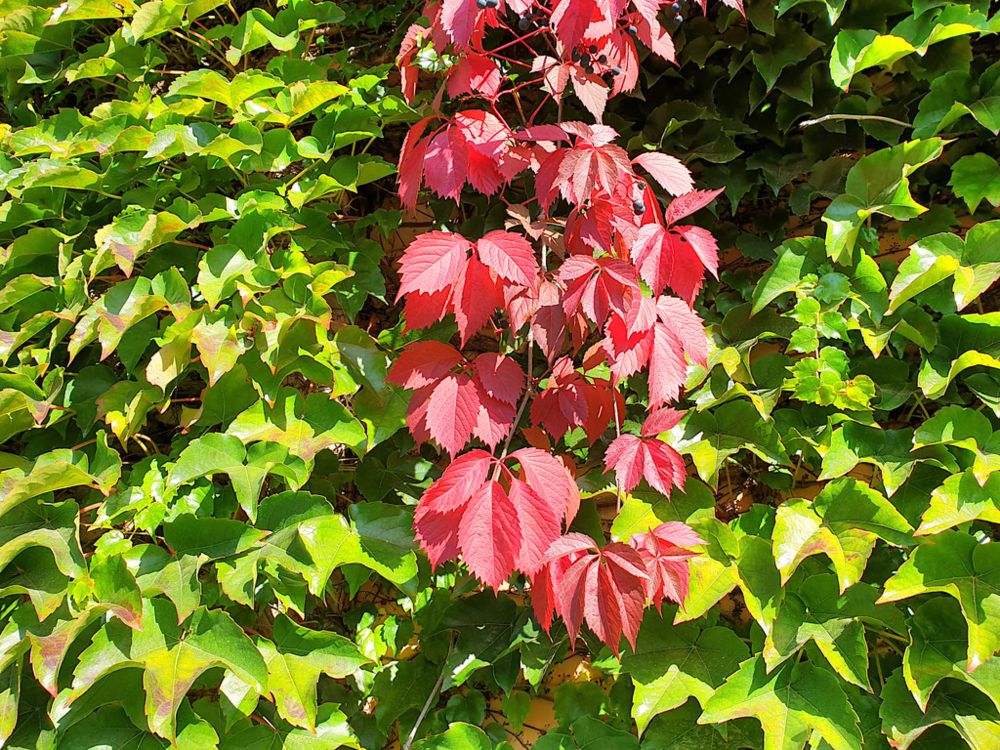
[0, 498, 86, 581]
[227, 387, 366, 462]
[918, 471, 1000, 535]
[881, 531, 1000, 670]
[773, 479, 913, 591]
[62, 598, 267, 742]
[820, 423, 956, 496]
[765, 573, 903, 689]
[951, 154, 1000, 213]
[919, 313, 1000, 399]
[673, 401, 789, 487]
[621, 609, 749, 735]
[413, 723, 491, 750]
[700, 655, 863, 750]
[167, 434, 306, 520]
[822, 140, 944, 264]
[914, 405, 999, 484]
[904, 597, 1000, 713]
[880, 669, 1000, 749]
[890, 222, 1000, 312]
[258, 614, 369, 731]
[0, 443, 121, 515]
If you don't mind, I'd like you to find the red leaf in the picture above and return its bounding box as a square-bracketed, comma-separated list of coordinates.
[630, 522, 703, 610]
[398, 118, 431, 212]
[474, 392, 516, 448]
[476, 231, 539, 287]
[642, 406, 684, 436]
[551, 0, 599, 49]
[510, 446, 581, 524]
[508, 479, 561, 574]
[632, 153, 694, 196]
[604, 434, 645, 493]
[474, 352, 524, 406]
[571, 69, 610, 121]
[675, 225, 720, 280]
[424, 127, 469, 202]
[665, 188, 725, 226]
[387, 341, 464, 391]
[403, 288, 452, 331]
[531, 281, 568, 363]
[425, 373, 481, 455]
[413, 507, 462, 569]
[397, 231, 472, 299]
[558, 256, 638, 325]
[535, 535, 648, 654]
[649, 322, 688, 407]
[656, 296, 708, 365]
[605, 431, 686, 497]
[454, 256, 504, 344]
[447, 53, 502, 98]
[440, 0, 481, 46]
[419, 449, 494, 514]
[631, 225, 711, 304]
[459, 480, 521, 589]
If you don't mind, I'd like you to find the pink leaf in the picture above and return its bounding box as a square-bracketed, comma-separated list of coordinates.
[387, 341, 464, 391]
[425, 373, 481, 455]
[474, 352, 524, 406]
[665, 188, 725, 226]
[633, 153, 694, 196]
[419, 449, 494, 514]
[397, 231, 472, 299]
[459, 480, 521, 589]
[476, 231, 539, 287]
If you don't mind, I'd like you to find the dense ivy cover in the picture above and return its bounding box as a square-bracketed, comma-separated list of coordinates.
[0, 0, 999, 748]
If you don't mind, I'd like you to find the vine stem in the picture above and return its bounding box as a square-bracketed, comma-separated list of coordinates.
[798, 113, 911, 129]
[402, 639, 453, 750]
[493, 333, 535, 480]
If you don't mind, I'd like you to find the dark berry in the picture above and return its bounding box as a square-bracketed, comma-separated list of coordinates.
[572, 49, 581, 61]
[627, 25, 638, 36]
[486, 0, 498, 7]
[584, 64, 595, 75]
[518, 15, 530, 30]
[611, 66, 622, 75]
[671, 1, 680, 8]
[674, 14, 682, 22]
[598, 54, 607, 63]
[633, 199, 646, 215]
[580, 53, 591, 66]
[476, 0, 487, 7]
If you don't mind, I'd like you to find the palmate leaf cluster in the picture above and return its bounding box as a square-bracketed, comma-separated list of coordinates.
[0, 0, 998, 748]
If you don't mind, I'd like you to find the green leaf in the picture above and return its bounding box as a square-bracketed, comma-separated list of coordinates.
[773, 479, 913, 591]
[951, 153, 1000, 213]
[413, 723, 492, 750]
[765, 573, 903, 689]
[60, 598, 267, 741]
[904, 597, 1000, 713]
[227, 387, 366, 462]
[259, 614, 369, 730]
[918, 471, 1000, 535]
[881, 531, 1000, 670]
[674, 401, 789, 487]
[880, 669, 1000, 749]
[822, 140, 945, 264]
[830, 30, 917, 90]
[919, 313, 1000, 399]
[168, 434, 306, 520]
[622, 609, 749, 735]
[700, 655, 863, 750]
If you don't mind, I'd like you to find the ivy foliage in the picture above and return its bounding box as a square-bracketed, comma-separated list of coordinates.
[0, 0, 998, 748]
